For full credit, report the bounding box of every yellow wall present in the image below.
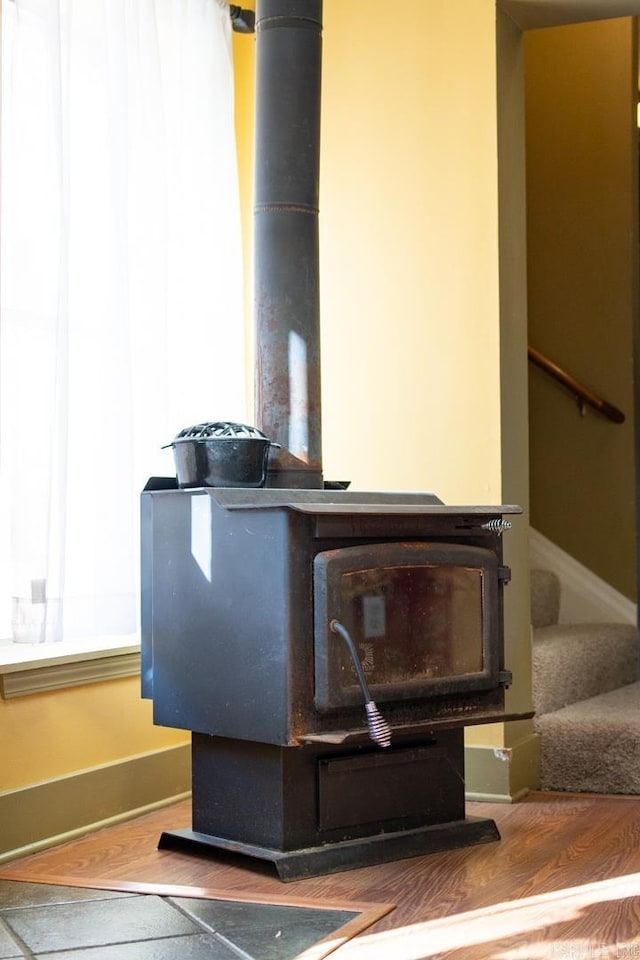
[525,18,638,601]
[232,25,256,415]
[235,2,508,502]
[0,679,187,794]
[319,1,503,501]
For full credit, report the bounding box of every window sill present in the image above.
[0,636,140,699]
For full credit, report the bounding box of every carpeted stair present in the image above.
[531,568,640,794]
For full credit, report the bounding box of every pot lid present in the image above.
[173,421,269,441]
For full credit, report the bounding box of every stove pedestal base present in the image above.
[162,729,499,880]
[159,816,500,882]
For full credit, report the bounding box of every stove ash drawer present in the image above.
[317,742,464,832]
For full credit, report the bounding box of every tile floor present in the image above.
[0,880,358,959]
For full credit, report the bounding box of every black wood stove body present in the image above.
[141,0,527,882]
[141,483,522,880]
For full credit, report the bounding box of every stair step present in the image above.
[535,682,640,794]
[533,622,639,716]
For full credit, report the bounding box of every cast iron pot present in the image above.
[164,422,276,489]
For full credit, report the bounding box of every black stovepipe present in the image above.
[253,0,323,475]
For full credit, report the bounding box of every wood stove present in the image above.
[141,484,524,879]
[140,0,529,881]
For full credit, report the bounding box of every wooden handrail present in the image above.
[527,345,625,424]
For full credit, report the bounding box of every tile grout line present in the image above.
[166,896,257,960]
[211,928,258,960]
[0,913,35,959]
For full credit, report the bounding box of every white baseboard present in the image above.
[530,529,637,625]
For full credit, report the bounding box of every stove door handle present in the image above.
[329,619,391,748]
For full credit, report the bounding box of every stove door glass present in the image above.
[341,563,483,685]
[314,542,498,710]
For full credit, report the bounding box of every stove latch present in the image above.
[481,519,512,534]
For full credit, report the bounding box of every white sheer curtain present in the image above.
[0,0,246,643]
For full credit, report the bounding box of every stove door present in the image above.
[313,541,500,711]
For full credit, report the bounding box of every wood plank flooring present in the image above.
[2,792,640,959]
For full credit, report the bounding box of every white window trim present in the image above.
[0,636,140,699]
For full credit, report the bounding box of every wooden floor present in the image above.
[2,792,640,959]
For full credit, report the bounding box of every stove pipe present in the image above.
[253,0,323,487]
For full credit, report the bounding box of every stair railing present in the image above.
[527,345,625,424]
